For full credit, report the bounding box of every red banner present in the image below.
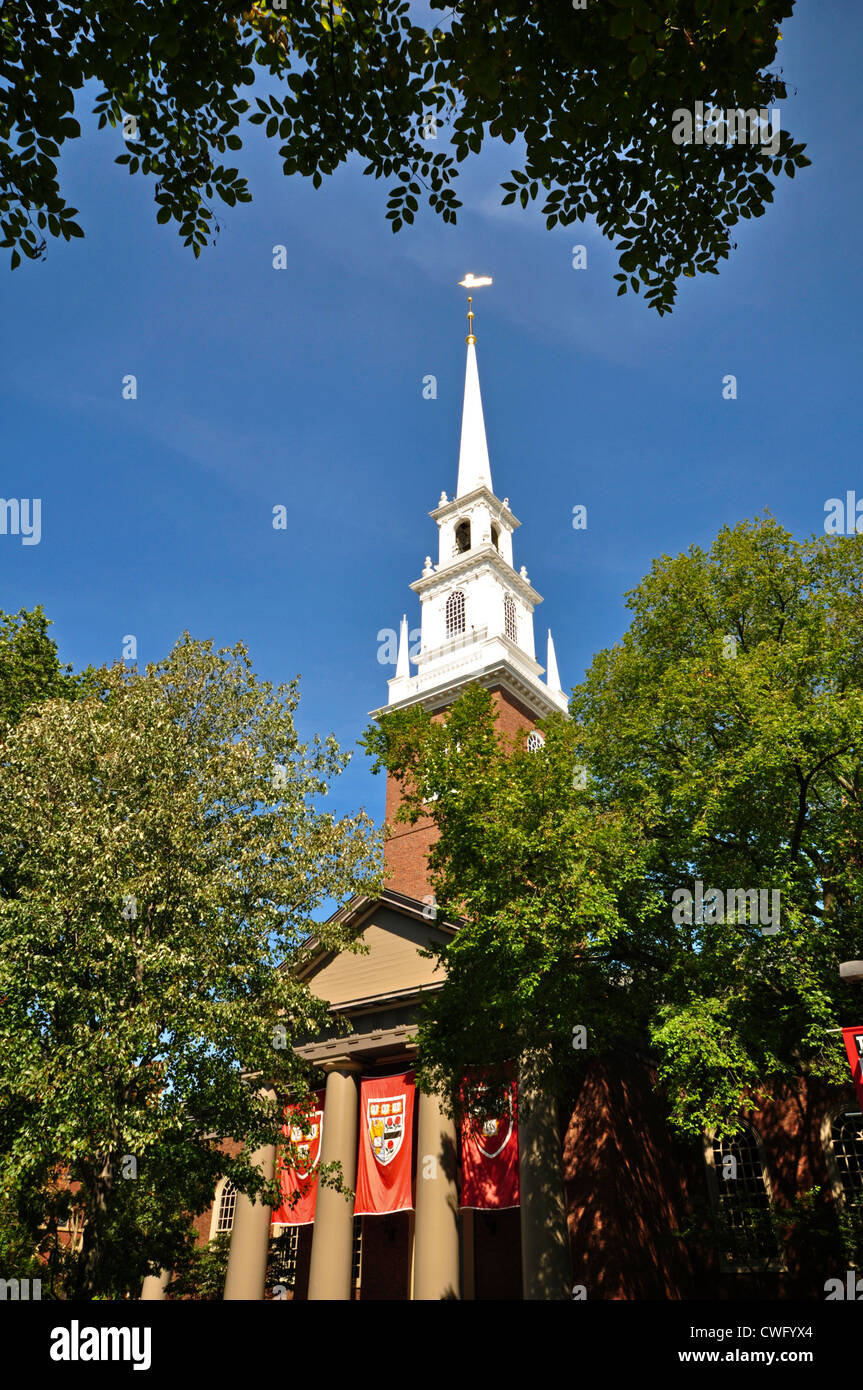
[354,1071,415,1215]
[842,1026,863,1111]
[272,1090,325,1226]
[459,1075,519,1210]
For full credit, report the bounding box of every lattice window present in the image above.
[826,1111,863,1255]
[446,590,465,637]
[706,1125,779,1270]
[352,1215,363,1289]
[526,730,545,752]
[830,1114,863,1195]
[269,1225,299,1288]
[504,594,517,643]
[215,1182,237,1234]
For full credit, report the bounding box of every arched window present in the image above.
[491,524,500,551]
[211,1179,237,1237]
[703,1123,781,1271]
[527,730,545,753]
[822,1106,863,1252]
[455,520,471,554]
[504,594,517,643]
[446,590,466,637]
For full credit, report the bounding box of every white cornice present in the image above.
[411,546,541,604]
[430,485,520,529]
[372,656,569,722]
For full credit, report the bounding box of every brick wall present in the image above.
[562,1059,853,1299]
[563,1059,702,1299]
[382,685,541,900]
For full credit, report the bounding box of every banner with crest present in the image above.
[459,1073,519,1209]
[841,1025,863,1111]
[272,1089,326,1226]
[354,1071,415,1215]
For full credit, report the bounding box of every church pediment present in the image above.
[297,895,454,1011]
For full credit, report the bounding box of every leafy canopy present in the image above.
[0,604,95,729]
[1,1,808,309]
[363,516,863,1135]
[0,632,382,1297]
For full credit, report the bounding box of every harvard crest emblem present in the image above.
[367,1093,406,1166]
[287,1108,323,1180]
[470,1085,514,1160]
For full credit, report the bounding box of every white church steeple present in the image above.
[378,283,568,721]
[457,336,493,498]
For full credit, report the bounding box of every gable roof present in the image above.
[292,890,457,1012]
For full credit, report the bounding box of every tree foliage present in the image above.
[0,632,381,1297]
[363,516,863,1135]
[1,1,808,308]
[0,605,93,730]
[167,1232,232,1300]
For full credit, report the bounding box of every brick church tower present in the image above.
[373,284,568,901]
[196,287,862,1304]
[205,286,575,1303]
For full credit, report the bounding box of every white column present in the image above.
[223,1089,278,1301]
[140,1269,171,1300]
[413,1086,460,1299]
[307,1064,360,1300]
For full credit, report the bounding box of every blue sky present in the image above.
[1,4,860,887]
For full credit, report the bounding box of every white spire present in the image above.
[456,337,493,498]
[373,293,570,724]
[395,614,410,680]
[546,629,562,694]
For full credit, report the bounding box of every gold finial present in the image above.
[458,273,493,344]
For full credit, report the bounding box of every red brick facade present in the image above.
[562,1059,855,1299]
[383,685,540,899]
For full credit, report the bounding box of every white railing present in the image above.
[417,625,488,666]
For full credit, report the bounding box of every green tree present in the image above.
[363,516,863,1137]
[0,606,100,922]
[0,634,381,1298]
[167,1233,232,1300]
[1,1,808,310]
[0,1193,50,1290]
[0,605,93,730]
